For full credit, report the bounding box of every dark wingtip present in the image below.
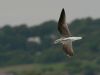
[58,8,66,23]
[61,8,65,16]
[62,8,65,12]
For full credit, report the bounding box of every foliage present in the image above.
[0,18,100,74]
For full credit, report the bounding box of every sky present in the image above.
[0,0,100,27]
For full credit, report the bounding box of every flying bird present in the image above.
[54,8,82,57]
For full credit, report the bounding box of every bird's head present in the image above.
[54,38,63,44]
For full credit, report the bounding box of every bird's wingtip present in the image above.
[61,8,65,13]
[62,8,64,10]
[58,8,66,22]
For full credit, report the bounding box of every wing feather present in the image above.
[58,8,71,37]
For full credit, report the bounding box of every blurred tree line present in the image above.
[0,17,100,68]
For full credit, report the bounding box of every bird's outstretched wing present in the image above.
[62,40,74,56]
[58,8,71,37]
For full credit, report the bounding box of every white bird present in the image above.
[54,8,82,57]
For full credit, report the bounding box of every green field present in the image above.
[0,63,68,75]
[0,62,99,75]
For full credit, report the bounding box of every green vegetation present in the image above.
[0,17,100,74]
[0,62,99,75]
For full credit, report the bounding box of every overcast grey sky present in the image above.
[0,0,100,27]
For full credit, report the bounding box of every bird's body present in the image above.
[55,8,82,57]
